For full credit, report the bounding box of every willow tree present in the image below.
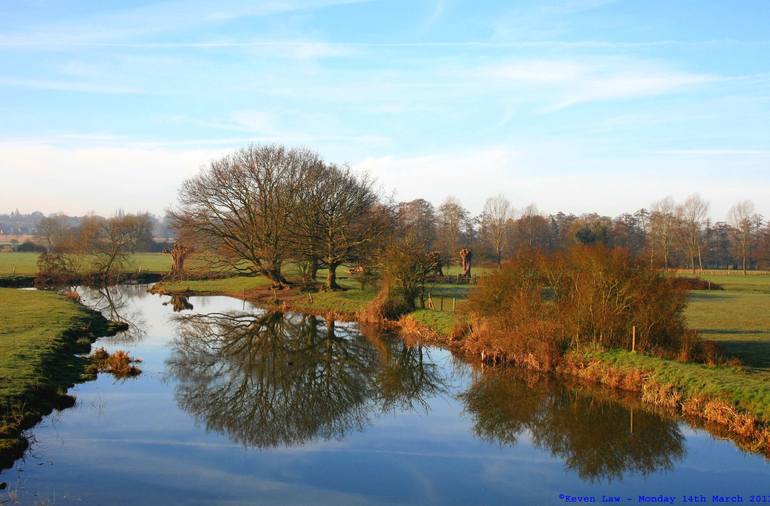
[171,145,320,288]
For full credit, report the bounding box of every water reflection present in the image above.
[78,284,148,343]
[163,295,194,312]
[460,369,686,482]
[166,311,448,448]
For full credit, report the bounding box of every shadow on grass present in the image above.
[717,341,770,370]
[687,292,734,302]
[700,329,770,335]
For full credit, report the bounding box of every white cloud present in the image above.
[0,76,145,94]
[476,59,715,112]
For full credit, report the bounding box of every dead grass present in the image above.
[89,347,142,378]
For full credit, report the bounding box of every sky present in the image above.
[1,0,769,220]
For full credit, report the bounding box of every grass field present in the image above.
[686,273,770,370]
[0,251,173,278]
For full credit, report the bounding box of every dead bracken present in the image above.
[89,347,142,378]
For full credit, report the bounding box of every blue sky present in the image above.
[1,0,769,218]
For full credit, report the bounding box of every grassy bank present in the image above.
[560,349,770,453]
[0,288,124,467]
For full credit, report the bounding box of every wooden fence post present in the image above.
[440,297,444,311]
[631,325,636,353]
[452,298,456,313]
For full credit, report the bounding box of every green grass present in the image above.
[410,309,458,336]
[0,252,173,278]
[155,276,273,295]
[584,349,770,423]
[686,273,770,370]
[0,289,93,399]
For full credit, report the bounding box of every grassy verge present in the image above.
[0,288,125,467]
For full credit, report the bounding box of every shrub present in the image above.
[463,245,690,368]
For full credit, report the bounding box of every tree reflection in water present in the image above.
[166,311,447,448]
[460,369,686,482]
[79,284,147,343]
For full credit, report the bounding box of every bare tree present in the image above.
[480,195,513,266]
[396,199,437,250]
[649,197,677,270]
[35,214,71,253]
[677,194,709,273]
[728,200,761,275]
[172,145,319,288]
[292,164,388,290]
[90,215,146,281]
[436,197,469,265]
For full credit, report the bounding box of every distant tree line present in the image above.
[395,194,770,274]
[0,211,173,253]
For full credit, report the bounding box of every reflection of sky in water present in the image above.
[1,289,770,505]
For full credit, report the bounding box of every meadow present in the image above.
[686,273,770,371]
[0,252,173,278]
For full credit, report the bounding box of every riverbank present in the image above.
[0,288,127,468]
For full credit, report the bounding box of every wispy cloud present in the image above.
[477,58,715,112]
[0,0,371,48]
[656,149,770,157]
[0,76,145,94]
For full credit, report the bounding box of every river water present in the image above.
[1,285,770,505]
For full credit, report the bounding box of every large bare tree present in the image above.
[292,164,388,290]
[172,145,320,288]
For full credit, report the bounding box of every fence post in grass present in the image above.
[452,297,456,313]
[440,297,444,311]
[631,325,636,353]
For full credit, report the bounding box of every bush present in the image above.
[463,246,690,368]
[16,241,45,253]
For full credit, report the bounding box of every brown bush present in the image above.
[463,245,689,369]
[90,347,142,378]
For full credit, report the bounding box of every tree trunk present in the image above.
[326,263,341,290]
[459,248,473,278]
[266,261,290,289]
[310,258,319,282]
[697,243,703,272]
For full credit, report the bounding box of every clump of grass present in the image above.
[89,347,142,378]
